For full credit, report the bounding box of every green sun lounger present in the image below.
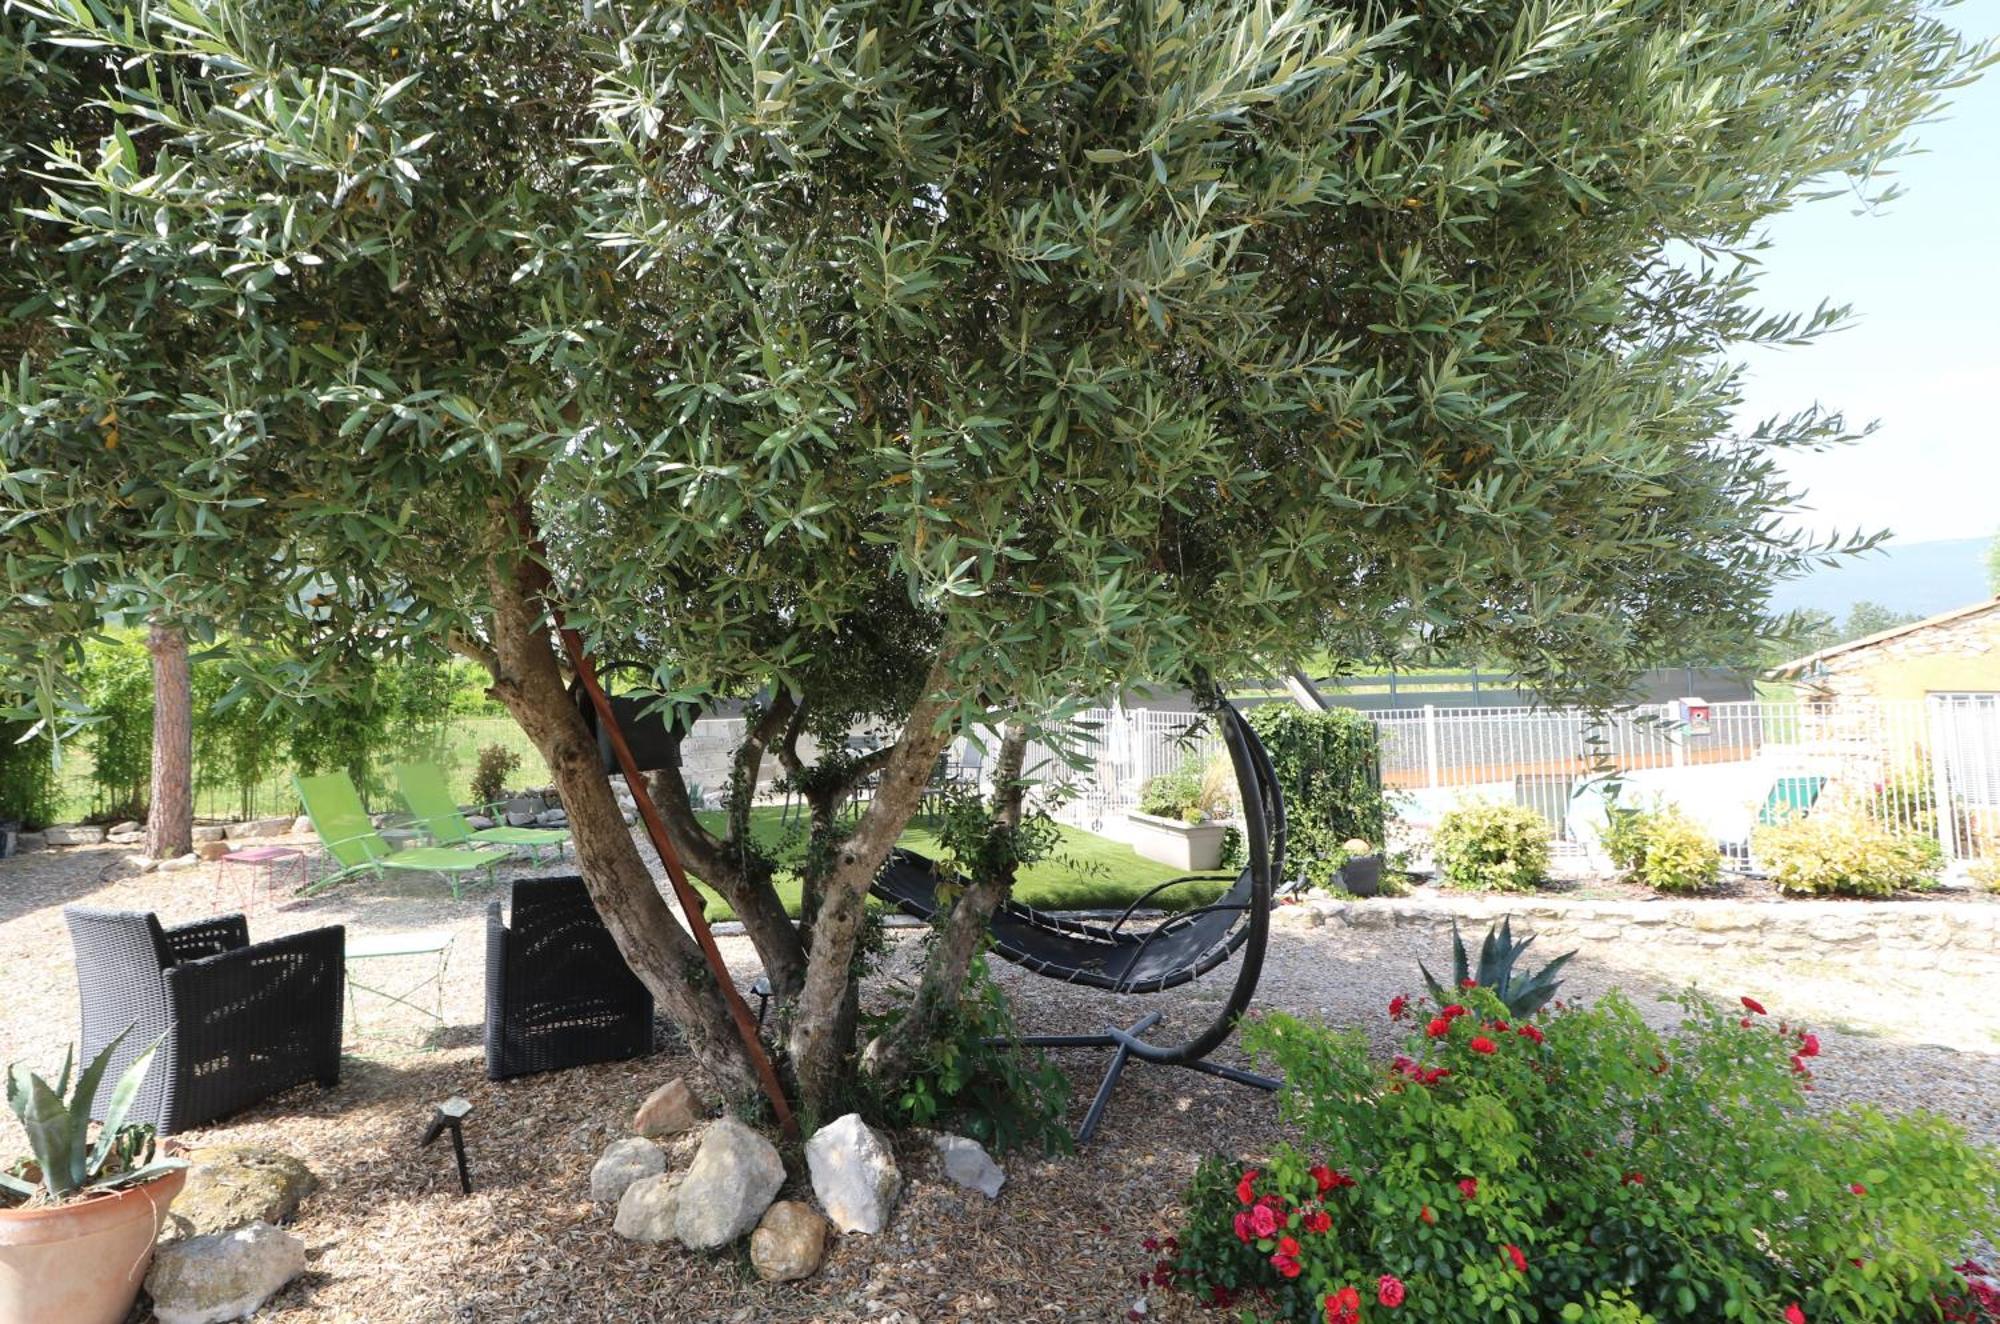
[393,762,571,863]
[294,772,509,898]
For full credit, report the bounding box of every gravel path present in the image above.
[0,842,1994,1322]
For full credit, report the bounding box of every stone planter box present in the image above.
[1126,811,1229,871]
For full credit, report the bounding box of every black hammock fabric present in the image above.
[871,848,1258,995]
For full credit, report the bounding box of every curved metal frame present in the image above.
[983,694,1293,1139]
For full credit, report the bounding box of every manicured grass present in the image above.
[682,805,1230,921]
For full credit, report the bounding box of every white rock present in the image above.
[589,1137,665,1204]
[192,825,229,843]
[158,852,203,872]
[291,815,313,836]
[44,824,106,846]
[933,1133,1005,1199]
[806,1113,902,1234]
[613,1173,684,1243]
[146,1221,306,1324]
[227,816,293,840]
[465,813,495,830]
[109,819,142,835]
[674,1117,785,1250]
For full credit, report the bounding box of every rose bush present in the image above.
[1160,989,1999,1322]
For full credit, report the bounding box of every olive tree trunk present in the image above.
[786,661,958,1119]
[478,547,762,1108]
[144,621,193,860]
[860,722,1029,1089]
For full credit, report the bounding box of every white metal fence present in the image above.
[989,698,2000,864]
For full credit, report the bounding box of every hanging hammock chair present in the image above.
[871,695,1298,1142]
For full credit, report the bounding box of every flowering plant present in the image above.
[1160,988,1999,1322]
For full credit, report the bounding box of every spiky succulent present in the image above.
[1420,918,1575,1020]
[1,1025,183,1206]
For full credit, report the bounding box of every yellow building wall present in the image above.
[1848,652,2000,704]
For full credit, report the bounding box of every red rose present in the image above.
[1237,1168,1260,1205]
[1419,1204,1435,1224]
[1469,1036,1498,1054]
[1233,1211,1254,1243]
[1305,1209,1333,1234]
[1518,1024,1544,1044]
[1389,995,1408,1018]
[1250,1203,1280,1239]
[1799,1032,1820,1058]
[1740,1018,1753,1028]
[1459,1178,1479,1200]
[1422,1067,1450,1085]
[1741,996,1768,1015]
[1274,1254,1303,1279]
[1378,1273,1406,1307]
[1785,1304,1807,1324]
[1460,978,1478,989]
[1624,1172,1645,1186]
[1427,1017,1452,1038]
[1850,1182,1867,1196]
[1442,1003,1469,1020]
[1503,1242,1528,1272]
[1325,1285,1363,1324]
[1277,1236,1302,1257]
[1311,1163,1336,1193]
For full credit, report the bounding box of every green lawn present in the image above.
[682,805,1228,921]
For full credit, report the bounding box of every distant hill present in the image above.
[1769,536,1993,619]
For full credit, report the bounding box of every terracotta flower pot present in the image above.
[0,1167,186,1324]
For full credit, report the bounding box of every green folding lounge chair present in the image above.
[294,772,509,899]
[1756,774,1827,826]
[394,762,571,864]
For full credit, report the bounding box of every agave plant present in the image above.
[1420,917,1575,1019]
[0,1025,183,1206]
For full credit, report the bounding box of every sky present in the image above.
[1734,6,2000,549]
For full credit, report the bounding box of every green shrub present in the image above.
[1161,990,2000,1323]
[471,745,522,808]
[1606,804,1718,893]
[864,953,1070,1155]
[1246,705,1388,888]
[0,719,60,829]
[1433,802,1551,892]
[80,633,154,821]
[1138,759,1206,820]
[1755,814,1944,897]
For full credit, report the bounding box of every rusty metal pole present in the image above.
[554,621,798,1140]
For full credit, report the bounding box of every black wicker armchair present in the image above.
[63,907,345,1135]
[485,875,654,1080]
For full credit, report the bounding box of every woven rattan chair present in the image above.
[485,875,653,1080]
[64,907,345,1135]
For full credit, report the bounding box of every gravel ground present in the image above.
[1,841,1995,1323]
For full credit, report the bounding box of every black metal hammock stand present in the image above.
[870,698,1297,1143]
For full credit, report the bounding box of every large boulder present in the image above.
[750,1201,828,1283]
[589,1137,665,1204]
[632,1078,702,1139]
[192,825,229,843]
[44,824,106,846]
[933,1133,1005,1200]
[612,1173,684,1243]
[227,816,294,840]
[146,1222,306,1324]
[165,1146,319,1243]
[673,1117,785,1250]
[805,1114,902,1235]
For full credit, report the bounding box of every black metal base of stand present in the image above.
[1017,1011,1281,1145]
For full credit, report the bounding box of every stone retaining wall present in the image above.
[1280,891,2000,977]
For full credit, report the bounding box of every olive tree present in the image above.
[1,0,1985,1118]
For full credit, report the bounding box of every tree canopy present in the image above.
[2,0,1988,1114]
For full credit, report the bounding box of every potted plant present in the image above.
[1,1027,188,1324]
[1337,837,1385,896]
[1126,759,1233,871]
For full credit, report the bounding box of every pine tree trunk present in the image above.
[145,621,193,860]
